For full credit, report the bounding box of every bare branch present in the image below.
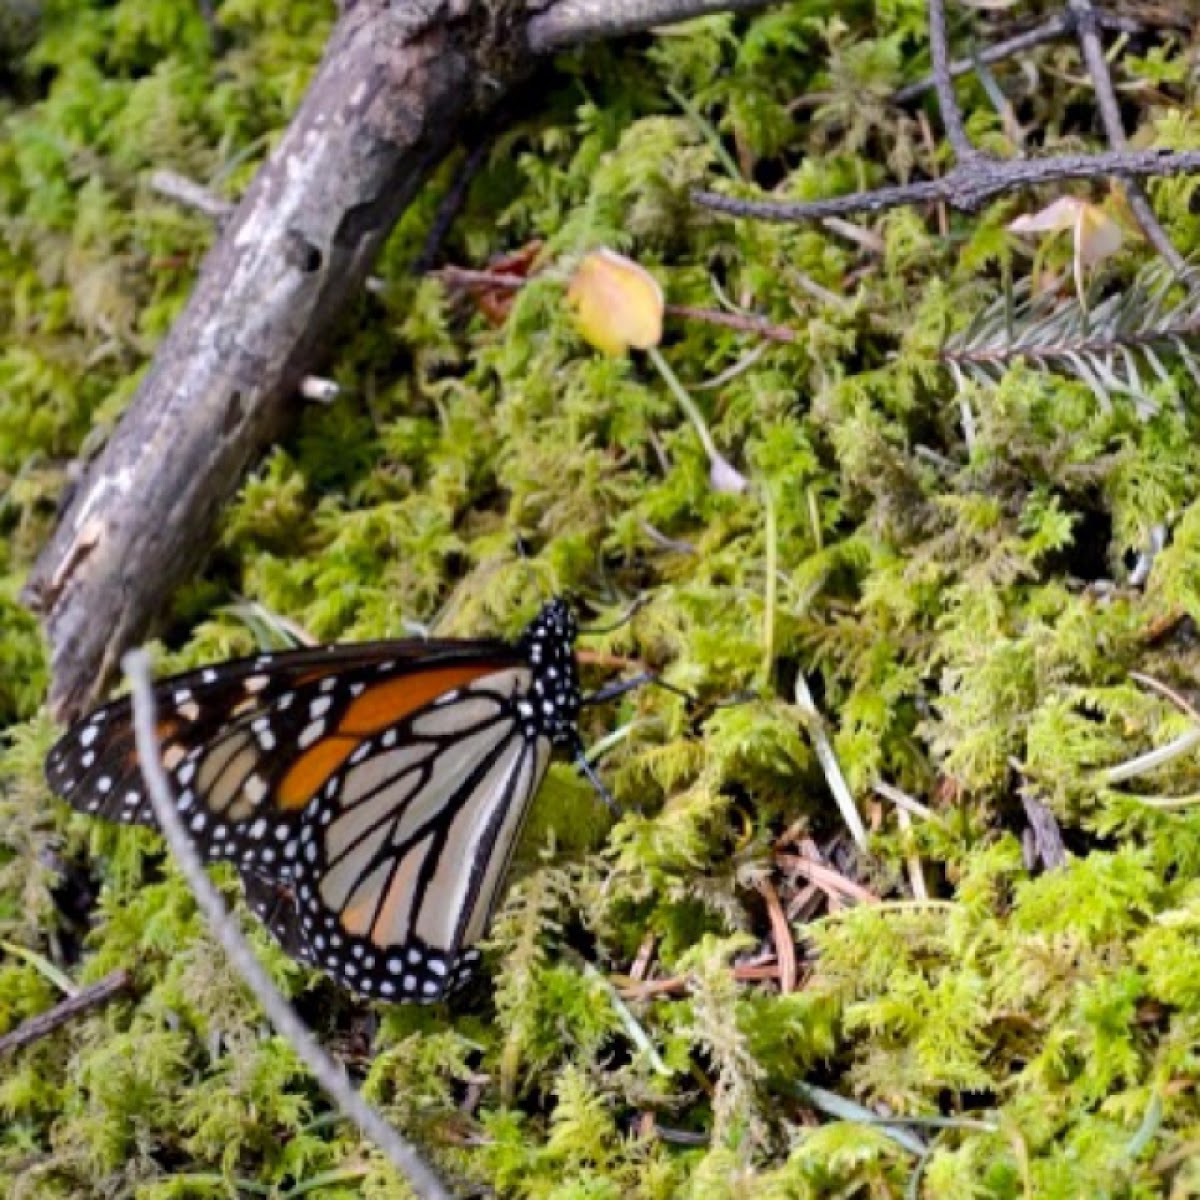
[891,10,1142,104]
[927,0,975,161]
[526,0,777,54]
[0,969,132,1057]
[148,169,234,221]
[693,147,1200,223]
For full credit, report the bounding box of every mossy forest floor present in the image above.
[4,2,1200,1196]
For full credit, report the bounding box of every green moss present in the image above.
[4,2,1200,1196]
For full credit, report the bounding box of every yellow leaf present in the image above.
[567,249,664,356]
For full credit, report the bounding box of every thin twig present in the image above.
[872,780,936,823]
[0,969,132,1056]
[775,853,879,904]
[895,808,929,901]
[664,303,799,343]
[1129,670,1200,726]
[692,147,1200,224]
[617,959,784,1000]
[148,169,234,220]
[430,266,801,342]
[757,878,797,994]
[1067,0,1184,271]
[411,134,494,273]
[891,11,1142,104]
[927,0,975,161]
[122,649,451,1200]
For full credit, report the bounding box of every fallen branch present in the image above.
[24,0,787,722]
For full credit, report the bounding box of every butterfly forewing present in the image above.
[45,599,583,1002]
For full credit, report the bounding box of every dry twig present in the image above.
[695,0,1197,232]
[0,969,132,1057]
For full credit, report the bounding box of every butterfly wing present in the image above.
[288,665,552,999]
[45,636,517,827]
[46,638,557,1001]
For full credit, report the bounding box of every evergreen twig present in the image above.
[942,261,1200,412]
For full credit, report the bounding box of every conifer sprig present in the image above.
[943,261,1200,414]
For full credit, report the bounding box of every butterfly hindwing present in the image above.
[285,666,553,999]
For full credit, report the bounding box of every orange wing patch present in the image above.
[276,661,508,811]
[338,662,507,735]
[277,735,356,810]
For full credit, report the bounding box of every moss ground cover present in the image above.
[3,2,1200,1196]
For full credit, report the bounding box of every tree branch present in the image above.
[692,147,1200,223]
[891,10,1142,105]
[927,0,975,162]
[526,0,776,53]
[0,969,132,1057]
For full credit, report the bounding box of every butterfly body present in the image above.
[46,599,583,1001]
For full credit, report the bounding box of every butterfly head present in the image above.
[518,598,581,746]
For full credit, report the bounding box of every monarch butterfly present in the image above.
[45,598,604,1002]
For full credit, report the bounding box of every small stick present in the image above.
[148,169,234,220]
[758,878,797,994]
[430,266,801,343]
[663,303,799,344]
[872,780,936,822]
[617,960,784,1000]
[927,0,975,161]
[891,11,1144,104]
[692,148,1200,224]
[0,968,132,1056]
[775,853,880,905]
[895,808,929,901]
